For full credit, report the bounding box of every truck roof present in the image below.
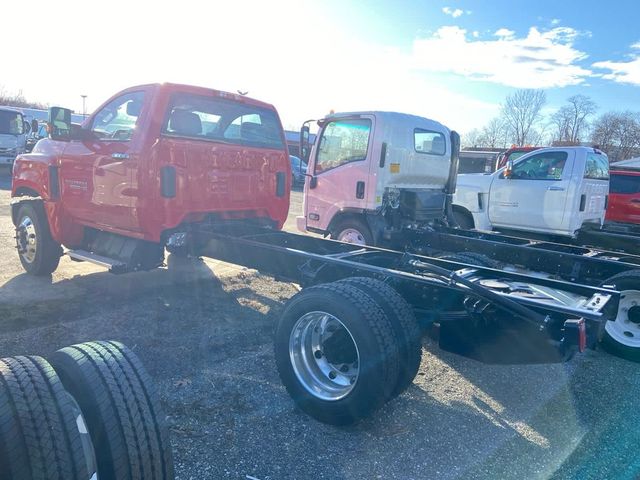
[322,111,451,134]
[0,106,24,114]
[131,82,279,111]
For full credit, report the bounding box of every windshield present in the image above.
[0,110,24,135]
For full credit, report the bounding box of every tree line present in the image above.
[0,86,48,110]
[463,89,640,162]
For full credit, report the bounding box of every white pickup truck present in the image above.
[452,146,610,237]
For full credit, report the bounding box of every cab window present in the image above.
[91,91,145,141]
[315,119,371,174]
[414,129,446,155]
[162,93,284,149]
[584,153,609,180]
[510,151,568,180]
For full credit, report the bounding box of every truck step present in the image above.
[67,250,129,274]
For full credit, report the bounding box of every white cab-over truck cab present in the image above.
[452,146,610,237]
[0,107,29,167]
[297,111,459,245]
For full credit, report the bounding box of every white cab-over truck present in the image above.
[0,106,29,167]
[296,111,458,244]
[452,147,610,237]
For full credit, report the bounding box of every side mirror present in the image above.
[48,106,73,141]
[309,176,318,189]
[299,122,311,163]
[23,121,31,134]
[31,119,39,134]
[504,159,514,179]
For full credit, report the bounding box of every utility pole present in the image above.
[81,95,87,117]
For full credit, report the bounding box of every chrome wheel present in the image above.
[606,290,640,349]
[289,311,360,401]
[16,215,37,264]
[338,228,367,245]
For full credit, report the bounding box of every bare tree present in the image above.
[0,85,48,110]
[591,111,640,161]
[501,89,547,145]
[481,117,507,148]
[462,128,483,149]
[551,95,597,143]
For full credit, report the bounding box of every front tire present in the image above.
[275,282,400,425]
[15,201,62,275]
[330,217,373,246]
[600,271,640,362]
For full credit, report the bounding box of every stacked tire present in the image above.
[0,341,174,480]
[275,277,422,425]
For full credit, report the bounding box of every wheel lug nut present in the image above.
[340,365,349,373]
[314,350,323,359]
[328,371,337,380]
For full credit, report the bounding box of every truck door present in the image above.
[58,90,147,231]
[488,150,573,233]
[574,152,609,229]
[304,116,374,233]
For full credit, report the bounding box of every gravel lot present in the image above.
[0,167,639,479]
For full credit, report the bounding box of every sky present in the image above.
[4,0,640,134]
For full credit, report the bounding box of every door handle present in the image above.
[111,153,129,159]
[631,199,640,204]
[547,186,565,191]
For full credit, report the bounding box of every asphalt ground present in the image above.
[0,167,638,480]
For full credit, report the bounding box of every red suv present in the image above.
[606,168,640,224]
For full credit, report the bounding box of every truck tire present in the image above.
[452,209,474,230]
[336,277,422,398]
[330,217,373,246]
[600,271,640,362]
[15,201,62,275]
[0,355,93,480]
[275,282,400,425]
[50,341,175,480]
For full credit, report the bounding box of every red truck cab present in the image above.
[606,168,640,225]
[11,83,290,274]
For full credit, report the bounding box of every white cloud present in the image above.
[410,26,592,88]
[0,0,498,133]
[442,6,464,18]
[494,28,515,38]
[472,31,480,38]
[551,18,561,25]
[593,43,640,85]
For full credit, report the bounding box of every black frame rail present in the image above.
[404,226,640,285]
[193,225,618,334]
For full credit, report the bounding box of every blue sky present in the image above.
[4,0,640,134]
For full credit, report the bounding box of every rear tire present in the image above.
[275,282,400,425]
[15,201,62,275]
[336,277,422,398]
[600,271,640,362]
[50,341,175,480]
[330,217,373,246]
[0,355,93,480]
